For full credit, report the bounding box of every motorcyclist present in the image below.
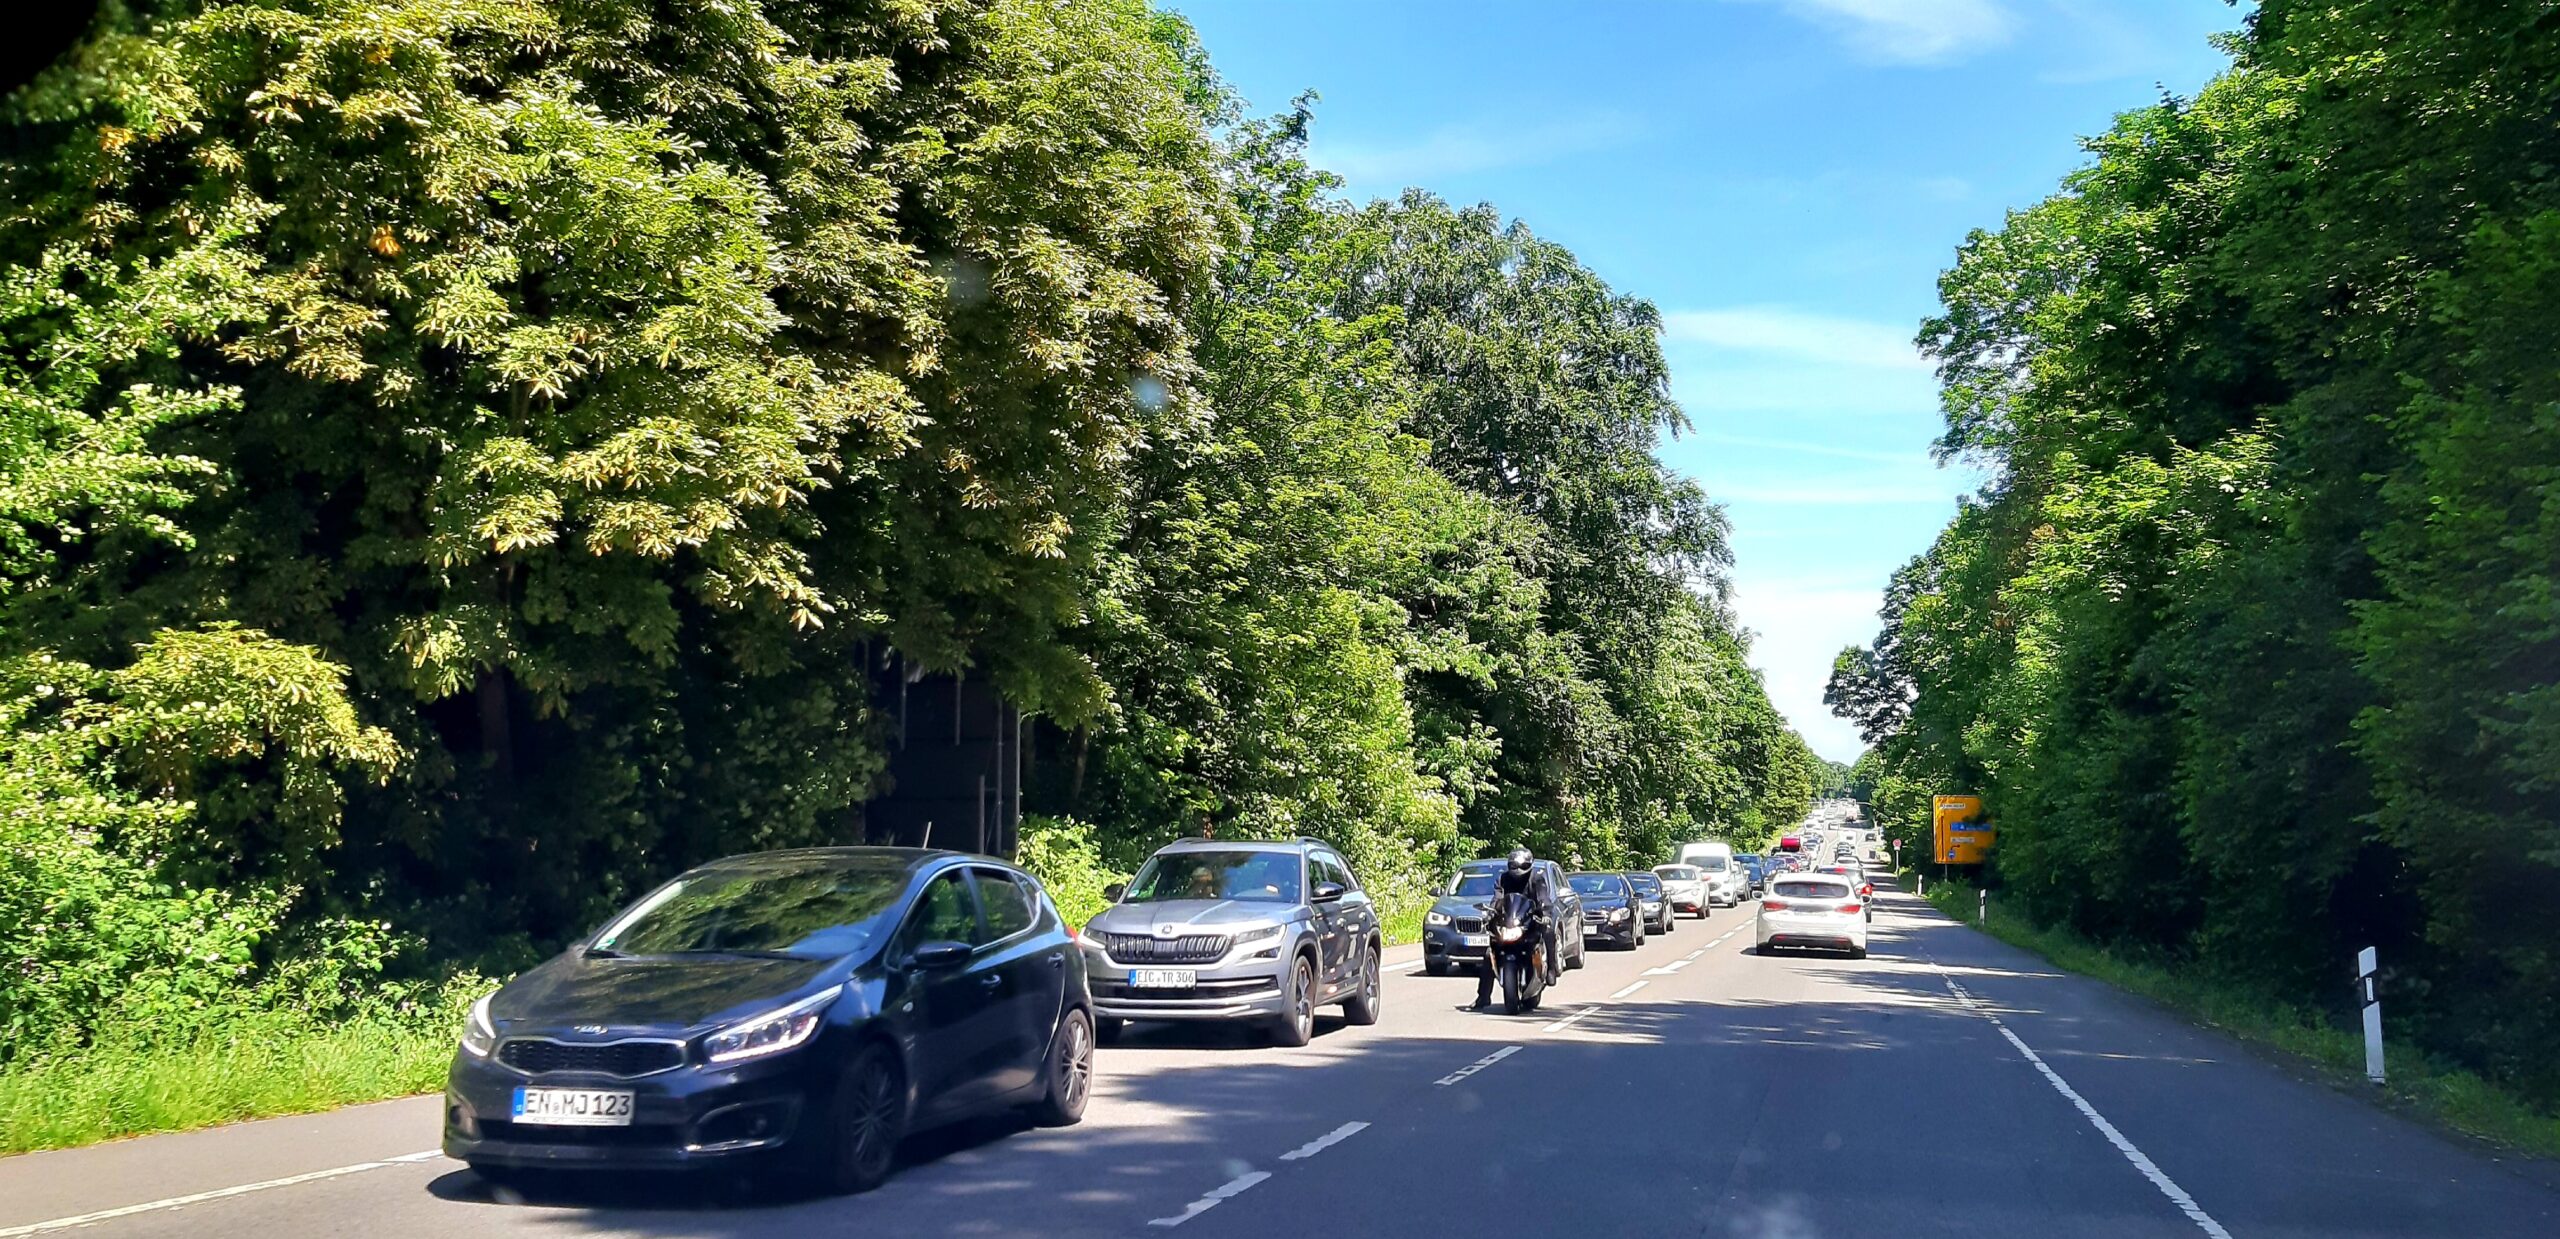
[1474,848,1561,1009]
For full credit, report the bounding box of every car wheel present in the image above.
[1424,957,1450,978]
[1849,946,1869,961]
[1567,928,1587,970]
[822,1045,905,1195]
[1342,948,1382,1026]
[1027,1008,1095,1127]
[1632,921,1644,948]
[1271,957,1316,1047]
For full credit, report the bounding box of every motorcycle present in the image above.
[1485,891,1549,1014]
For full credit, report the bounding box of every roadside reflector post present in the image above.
[1916,873,1924,897]
[1977,889,1986,925]
[2357,947,2384,1085]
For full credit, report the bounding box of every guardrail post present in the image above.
[2357,947,2385,1085]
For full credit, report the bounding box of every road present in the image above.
[4,878,2554,1239]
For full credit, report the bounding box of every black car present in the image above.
[1622,870,1675,934]
[1422,857,1589,976]
[1569,872,1644,948]
[443,848,1095,1195]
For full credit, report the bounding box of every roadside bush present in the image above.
[1016,816,1128,929]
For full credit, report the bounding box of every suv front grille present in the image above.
[1450,916,1483,934]
[1101,932,1232,964]
[497,1038,684,1078]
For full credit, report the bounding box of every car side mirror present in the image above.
[1102,882,1126,902]
[1312,881,1346,903]
[909,940,972,970]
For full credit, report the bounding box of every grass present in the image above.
[1907,871,2560,1162]
[0,1008,463,1156]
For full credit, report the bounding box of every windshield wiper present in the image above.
[667,948,807,960]
[582,945,629,959]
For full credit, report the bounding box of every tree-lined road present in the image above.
[4,879,2551,1239]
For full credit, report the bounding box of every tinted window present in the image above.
[1627,873,1663,895]
[1124,850,1302,903]
[1314,854,1354,892]
[1772,880,1851,900]
[593,853,912,958]
[1568,873,1627,896]
[974,868,1038,939]
[1654,866,1698,880]
[899,869,986,950]
[1451,870,1499,896]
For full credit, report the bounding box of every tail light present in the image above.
[1761,899,1789,911]
[1860,884,1873,897]
[1838,903,1862,915]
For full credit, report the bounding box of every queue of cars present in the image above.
[441,825,1873,1197]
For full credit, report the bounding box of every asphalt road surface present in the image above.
[6,878,2555,1239]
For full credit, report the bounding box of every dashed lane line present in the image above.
[1938,974,2235,1239]
[1276,1121,1368,1161]
[1433,1044,1523,1086]
[1148,1171,1272,1228]
[1540,1006,1602,1034]
[0,1152,448,1238]
[1608,980,1649,999]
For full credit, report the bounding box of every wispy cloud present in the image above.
[1731,0,2018,65]
[1664,306,1933,372]
[1312,113,1638,186]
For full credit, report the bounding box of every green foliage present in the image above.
[1013,815,1126,930]
[1847,0,2560,1107]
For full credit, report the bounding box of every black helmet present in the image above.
[1506,847,1534,874]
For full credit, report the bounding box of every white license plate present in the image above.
[1460,934,1488,948]
[1127,968,1197,989]
[512,1087,635,1127]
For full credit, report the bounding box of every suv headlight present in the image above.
[460,994,498,1058]
[1425,911,1451,927]
[704,986,842,1064]
[1232,924,1283,945]
[1608,907,1630,921]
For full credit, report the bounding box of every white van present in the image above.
[1676,841,1745,907]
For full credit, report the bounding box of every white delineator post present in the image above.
[1978,889,1987,925]
[2357,946,2385,1085]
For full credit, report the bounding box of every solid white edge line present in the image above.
[1148,1170,1273,1228]
[1277,1120,1369,1161]
[0,1150,441,1239]
[1608,980,1648,999]
[1939,976,2235,1239]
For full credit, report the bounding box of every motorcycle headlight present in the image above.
[1609,907,1630,921]
[1495,925,1525,943]
[704,986,842,1064]
[1425,911,1452,927]
[460,993,498,1058]
[1232,924,1283,945]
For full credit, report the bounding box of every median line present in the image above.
[0,1151,445,1238]
[1276,1120,1368,1161]
[1148,1170,1272,1228]
[1433,1044,1523,1086]
[1609,980,1649,999]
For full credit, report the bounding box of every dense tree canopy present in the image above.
[0,0,1815,1063]
[1836,0,2560,1105]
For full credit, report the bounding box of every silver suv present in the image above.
[1078,838,1382,1047]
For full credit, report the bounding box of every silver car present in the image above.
[1078,838,1382,1047]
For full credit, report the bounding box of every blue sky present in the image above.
[1174,0,2245,762]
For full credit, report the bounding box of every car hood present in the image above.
[1087,900,1299,934]
[1580,893,1630,909]
[492,952,843,1034]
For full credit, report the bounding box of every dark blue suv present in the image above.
[1419,857,1587,976]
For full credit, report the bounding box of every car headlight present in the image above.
[460,993,498,1058]
[704,986,842,1064]
[1232,924,1284,944]
[1425,911,1451,927]
[1608,907,1630,921]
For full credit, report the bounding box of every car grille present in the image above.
[1099,932,1231,964]
[1093,976,1278,1001]
[477,1119,669,1148]
[497,1038,685,1078]
[1449,916,1483,934]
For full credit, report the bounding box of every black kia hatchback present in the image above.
[442,848,1095,1194]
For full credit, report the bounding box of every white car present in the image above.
[1651,865,1712,918]
[1693,854,1747,907]
[1755,873,1868,959]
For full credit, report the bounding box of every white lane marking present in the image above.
[0,1151,443,1238]
[1642,959,1692,976]
[1940,976,2235,1239]
[1609,980,1649,999]
[1277,1120,1368,1161]
[1683,948,1706,961]
[1540,1006,1602,1034]
[1434,1044,1523,1086]
[1148,1170,1272,1228]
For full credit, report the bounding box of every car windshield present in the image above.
[1697,857,1728,871]
[1568,874,1626,896]
[1450,870,1501,897]
[591,855,911,958]
[1627,875,1662,894]
[1737,855,1760,865]
[1123,850,1302,903]
[1654,866,1697,880]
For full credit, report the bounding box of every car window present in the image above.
[1567,873,1625,896]
[1314,853,1354,892]
[972,868,1038,940]
[1450,870,1499,896]
[1123,849,1303,903]
[591,853,912,958]
[897,869,986,953]
[1771,879,1851,900]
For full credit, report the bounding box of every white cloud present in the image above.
[1312,113,1637,186]
[1664,306,1934,373]
[1732,0,2018,65]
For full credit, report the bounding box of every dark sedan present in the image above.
[1569,872,1644,948]
[443,848,1095,1195]
[1623,870,1675,934]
